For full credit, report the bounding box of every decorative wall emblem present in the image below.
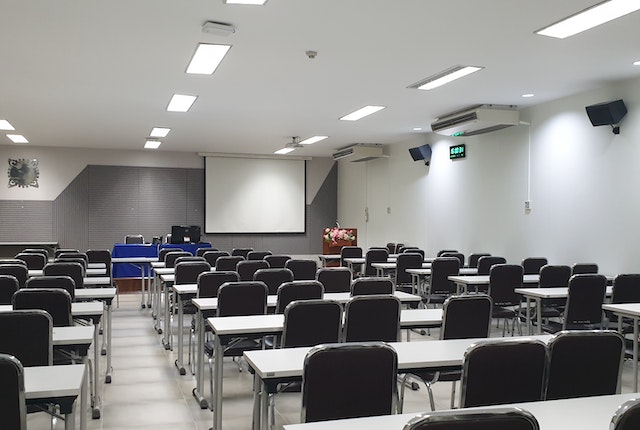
[8,158,39,188]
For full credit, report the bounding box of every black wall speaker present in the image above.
[585,99,627,130]
[409,144,432,165]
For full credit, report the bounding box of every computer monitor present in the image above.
[170,225,201,244]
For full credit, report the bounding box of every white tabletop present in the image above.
[112,257,158,264]
[407,267,477,276]
[25,364,86,400]
[52,325,95,346]
[602,302,640,317]
[81,276,112,286]
[516,286,614,299]
[0,301,103,318]
[449,274,540,285]
[282,392,640,430]
[151,261,166,268]
[75,287,117,301]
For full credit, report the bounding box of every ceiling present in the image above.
[1,0,639,158]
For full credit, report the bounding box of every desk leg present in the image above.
[175,297,186,375]
[91,319,102,419]
[162,283,171,350]
[525,297,532,335]
[213,335,224,430]
[146,266,152,308]
[153,273,162,334]
[192,309,209,409]
[105,301,113,383]
[634,317,639,391]
[260,379,269,430]
[252,373,260,430]
[80,358,88,430]
[535,298,542,335]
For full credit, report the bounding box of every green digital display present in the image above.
[450,144,466,159]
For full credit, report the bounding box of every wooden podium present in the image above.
[322,228,357,256]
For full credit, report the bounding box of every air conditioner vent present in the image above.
[332,144,384,162]
[431,104,519,136]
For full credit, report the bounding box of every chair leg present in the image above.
[425,382,436,411]
[450,381,457,409]
[398,374,408,413]
[208,356,214,410]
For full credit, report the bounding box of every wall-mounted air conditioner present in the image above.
[431,104,519,136]
[332,144,384,162]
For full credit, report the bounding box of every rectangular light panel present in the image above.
[274,147,295,154]
[167,94,197,112]
[145,140,161,149]
[410,66,484,91]
[7,134,28,143]
[186,44,231,75]
[0,120,15,130]
[150,127,171,138]
[224,0,268,4]
[340,105,385,121]
[299,135,328,145]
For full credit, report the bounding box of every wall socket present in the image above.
[524,200,532,211]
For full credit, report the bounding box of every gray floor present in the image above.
[27,292,639,430]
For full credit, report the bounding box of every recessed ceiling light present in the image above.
[633,60,640,66]
[150,127,171,138]
[409,65,484,91]
[522,93,535,98]
[274,147,295,155]
[186,44,231,75]
[167,94,197,112]
[7,134,28,143]
[0,120,15,130]
[224,0,268,4]
[299,136,328,145]
[145,140,161,149]
[340,105,386,121]
[535,0,640,39]
[413,127,423,131]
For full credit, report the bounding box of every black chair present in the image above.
[607,274,640,330]
[13,288,74,327]
[275,281,324,313]
[196,246,217,257]
[215,256,245,272]
[164,251,192,268]
[395,252,424,293]
[477,256,507,275]
[545,330,624,400]
[437,249,458,257]
[202,250,230,267]
[0,259,28,267]
[403,407,540,430]
[350,276,394,296]
[542,274,607,333]
[237,260,269,281]
[197,271,240,299]
[488,264,524,336]
[301,342,397,423]
[422,257,460,306]
[0,309,53,367]
[25,275,76,300]
[0,264,28,287]
[362,248,388,276]
[521,257,548,275]
[231,248,253,258]
[56,252,89,268]
[440,252,465,268]
[263,255,291,268]
[43,261,84,289]
[54,249,79,259]
[386,242,398,254]
[254,268,294,296]
[285,259,317,280]
[611,398,640,430]
[399,294,493,411]
[460,338,547,408]
[174,256,206,266]
[15,252,47,270]
[157,248,173,264]
[0,274,19,305]
[86,249,112,278]
[175,261,211,285]
[316,267,352,293]
[0,353,27,430]
[343,295,401,342]
[572,262,598,275]
[22,248,50,259]
[340,246,362,268]
[124,234,144,244]
[468,252,491,268]
[247,251,272,261]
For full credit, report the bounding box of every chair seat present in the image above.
[541,320,602,333]
[204,338,262,358]
[492,306,518,319]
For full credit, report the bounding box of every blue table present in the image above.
[112,244,159,278]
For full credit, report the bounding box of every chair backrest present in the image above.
[237,260,269,281]
[282,300,343,348]
[563,274,607,329]
[55,256,87,271]
[0,310,53,366]
[437,249,458,257]
[86,249,112,277]
[0,275,19,305]
[231,248,254,258]
[43,261,84,289]
[15,252,47,270]
[25,275,76,300]
[440,252,465,268]
[174,256,206,265]
[0,264,28,287]
[253,268,294,295]
[611,398,640,430]
[164,251,192,268]
[285,259,318,280]
[157,247,174,263]
[572,262,598,275]
[13,288,74,327]
[429,257,460,295]
[441,294,493,340]
[343,295,401,342]
[196,246,217,257]
[197,271,240,298]
[174,261,211,285]
[350,277,394,296]
[538,264,571,288]
[215,255,245,272]
[316,267,352,293]
[460,338,547,408]
[477,256,507,275]
[54,249,79,258]
[0,353,27,430]
[124,234,144,244]
[301,342,397,423]
[386,242,398,254]
[488,264,523,307]
[545,330,624,400]
[521,257,548,275]
[247,250,272,260]
[57,252,88,265]
[403,407,540,430]
[611,274,640,304]
[22,248,49,259]
[276,280,324,313]
[202,250,230,267]
[468,252,491,268]
[340,246,362,267]
[395,252,424,286]
[217,281,268,317]
[263,254,291,268]
[363,248,389,276]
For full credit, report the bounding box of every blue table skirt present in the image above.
[112,242,213,278]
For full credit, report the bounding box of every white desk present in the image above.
[317,254,341,267]
[448,274,540,294]
[372,262,432,277]
[112,256,158,309]
[407,268,477,295]
[282,392,640,430]
[28,268,107,277]
[602,302,640,391]
[246,334,553,430]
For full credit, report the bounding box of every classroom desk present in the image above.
[317,254,341,267]
[406,268,478,295]
[26,364,87,430]
[282,392,640,430]
[602,302,640,391]
[28,268,107,277]
[245,334,553,430]
[515,286,614,336]
[448,274,540,294]
[372,262,432,277]
[112,255,158,309]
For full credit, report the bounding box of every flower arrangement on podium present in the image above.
[324,227,356,246]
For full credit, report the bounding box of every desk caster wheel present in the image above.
[411,382,420,391]
[92,407,101,419]
[101,348,107,356]
[105,375,112,384]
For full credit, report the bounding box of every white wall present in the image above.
[338,75,640,275]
